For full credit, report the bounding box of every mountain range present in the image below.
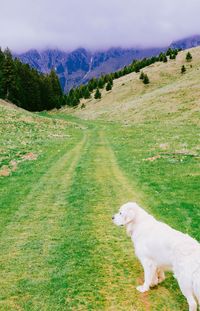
[15,35,200,93]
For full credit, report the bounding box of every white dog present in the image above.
[112,202,200,311]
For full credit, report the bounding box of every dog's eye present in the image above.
[120,212,122,215]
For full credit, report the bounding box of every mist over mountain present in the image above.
[15,35,200,93]
[170,34,200,50]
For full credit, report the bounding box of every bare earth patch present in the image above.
[0,153,39,177]
[0,165,10,177]
[159,143,169,150]
[10,160,18,171]
[21,152,38,161]
[145,155,161,162]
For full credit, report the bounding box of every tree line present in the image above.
[0,48,63,111]
[62,47,181,107]
[0,47,181,111]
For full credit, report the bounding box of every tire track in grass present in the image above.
[0,134,87,311]
[91,130,150,311]
[46,132,109,311]
[48,128,147,311]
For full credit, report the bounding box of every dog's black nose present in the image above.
[112,216,114,220]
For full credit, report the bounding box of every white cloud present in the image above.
[0,0,200,52]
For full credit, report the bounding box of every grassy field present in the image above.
[0,47,200,310]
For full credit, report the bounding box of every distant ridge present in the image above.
[15,47,165,92]
[15,35,200,93]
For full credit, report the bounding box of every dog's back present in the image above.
[113,202,200,310]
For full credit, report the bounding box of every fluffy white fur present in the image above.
[112,202,200,311]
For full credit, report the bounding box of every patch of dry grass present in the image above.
[0,100,81,174]
[70,47,200,125]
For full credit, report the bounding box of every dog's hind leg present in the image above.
[151,272,159,287]
[150,268,165,287]
[137,259,157,293]
[178,281,197,311]
[157,268,165,284]
[185,294,197,311]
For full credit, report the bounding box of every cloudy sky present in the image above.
[0,0,200,52]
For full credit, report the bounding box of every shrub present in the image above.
[163,55,168,62]
[186,52,192,62]
[106,81,112,91]
[181,65,186,74]
[143,74,150,84]
[94,88,101,99]
[139,71,145,80]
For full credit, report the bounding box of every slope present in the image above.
[0,104,190,309]
[1,42,200,310]
[71,46,200,125]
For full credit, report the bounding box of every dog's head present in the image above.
[112,202,139,227]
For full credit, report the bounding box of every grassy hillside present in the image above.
[70,46,200,124]
[0,99,84,235]
[0,47,200,310]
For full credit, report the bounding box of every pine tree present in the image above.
[170,53,176,60]
[94,88,101,99]
[106,81,112,91]
[83,87,91,99]
[98,77,105,89]
[78,85,85,99]
[88,78,97,91]
[49,69,62,97]
[181,65,186,74]
[103,75,109,83]
[186,52,192,62]
[123,66,128,75]
[2,48,18,102]
[0,48,64,111]
[134,62,141,72]
[163,55,168,62]
[67,91,79,107]
[114,72,119,79]
[0,48,5,98]
[73,88,81,105]
[166,48,173,56]
[159,53,164,62]
[174,49,178,56]
[143,74,150,84]
[72,94,80,106]
[109,78,113,86]
[41,74,55,110]
[139,71,144,80]
[150,56,158,63]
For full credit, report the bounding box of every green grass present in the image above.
[0,46,200,310]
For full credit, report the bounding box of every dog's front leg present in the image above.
[137,259,157,293]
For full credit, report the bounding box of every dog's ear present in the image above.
[125,208,135,225]
[125,209,135,236]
